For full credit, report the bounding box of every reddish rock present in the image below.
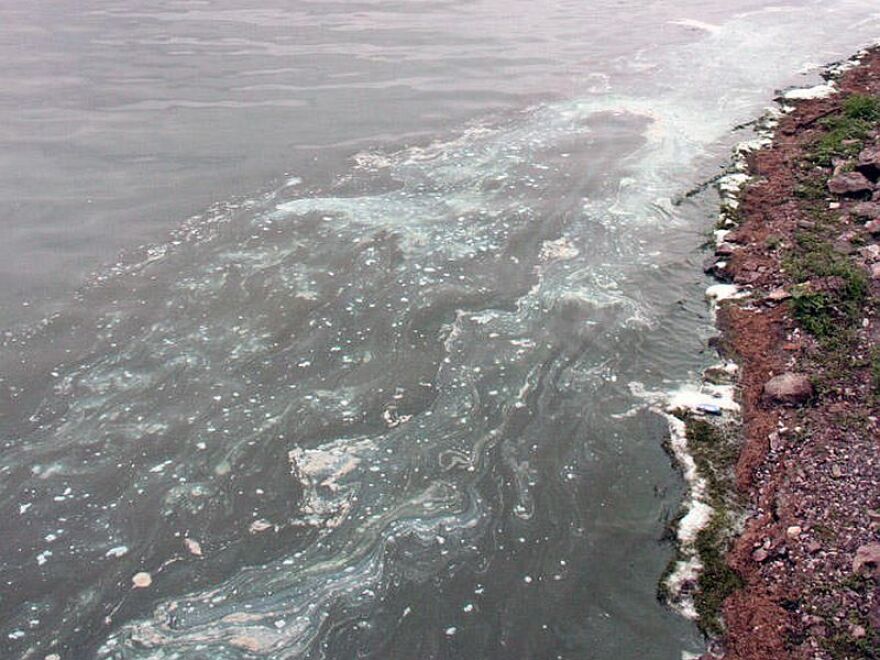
[762,372,814,406]
[857,144,880,180]
[853,542,880,575]
[866,219,880,234]
[828,171,873,197]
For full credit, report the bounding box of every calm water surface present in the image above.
[1,1,878,658]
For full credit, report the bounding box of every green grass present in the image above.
[765,234,783,250]
[686,419,738,506]
[811,94,880,166]
[680,418,743,636]
[784,234,868,341]
[822,629,880,659]
[693,510,743,637]
[816,574,880,659]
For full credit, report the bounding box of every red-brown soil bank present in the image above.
[708,48,880,659]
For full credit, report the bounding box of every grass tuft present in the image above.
[810,94,880,166]
[784,234,868,342]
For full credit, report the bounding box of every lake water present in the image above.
[1,1,878,658]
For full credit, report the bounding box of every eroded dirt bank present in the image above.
[701,48,880,659]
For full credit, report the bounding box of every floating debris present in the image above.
[183,538,203,557]
[695,403,722,416]
[131,572,152,589]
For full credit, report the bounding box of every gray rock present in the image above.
[703,365,736,385]
[715,242,736,257]
[866,219,880,235]
[859,244,880,261]
[828,171,873,197]
[858,145,880,181]
[763,372,814,406]
[851,201,880,221]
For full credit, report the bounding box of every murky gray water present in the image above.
[1,2,878,658]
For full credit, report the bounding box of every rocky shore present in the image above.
[692,47,880,659]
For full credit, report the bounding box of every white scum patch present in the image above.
[713,229,731,245]
[705,283,747,304]
[783,83,837,101]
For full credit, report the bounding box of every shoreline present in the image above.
[671,45,880,658]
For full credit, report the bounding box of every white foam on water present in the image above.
[668,19,721,33]
[783,83,838,100]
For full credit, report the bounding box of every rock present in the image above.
[852,542,880,575]
[857,145,880,180]
[831,464,843,479]
[752,548,769,562]
[851,625,867,639]
[828,171,874,197]
[703,256,729,279]
[852,201,880,221]
[786,525,802,539]
[703,365,736,385]
[866,219,880,235]
[871,264,880,280]
[762,372,814,406]
[806,540,822,554]
[833,240,856,255]
[715,242,736,257]
[132,571,152,588]
[769,432,785,452]
[860,244,880,261]
[766,288,791,302]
